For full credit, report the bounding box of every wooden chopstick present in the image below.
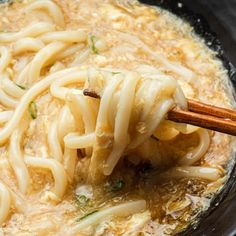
[83,90,236,136]
[168,100,236,136]
[168,109,236,136]
[188,99,236,121]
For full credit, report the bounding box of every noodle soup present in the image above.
[0,0,235,235]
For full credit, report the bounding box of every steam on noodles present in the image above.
[0,0,234,235]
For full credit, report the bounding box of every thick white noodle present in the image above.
[66,94,85,134]
[69,94,96,134]
[64,133,95,149]
[16,63,30,84]
[0,67,81,145]
[0,182,11,225]
[50,71,87,100]
[48,120,63,163]
[27,42,67,83]
[40,31,87,43]
[107,91,119,130]
[57,105,76,146]
[103,73,138,175]
[88,78,121,181]
[178,129,210,166]
[63,147,78,182]
[2,74,25,98]
[50,74,87,100]
[13,37,45,55]
[50,61,65,73]
[129,99,174,150]
[8,187,27,213]
[128,80,148,127]
[66,93,96,155]
[174,84,188,110]
[134,80,160,124]
[69,200,146,233]
[70,49,90,66]
[0,46,11,72]
[0,160,27,212]
[0,48,18,107]
[0,22,55,43]
[0,111,13,124]
[25,0,65,27]
[9,120,30,194]
[56,44,85,61]
[24,155,68,199]
[160,166,222,181]
[0,90,18,108]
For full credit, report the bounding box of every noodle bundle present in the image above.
[0,0,233,234]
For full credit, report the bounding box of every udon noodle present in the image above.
[0,0,234,235]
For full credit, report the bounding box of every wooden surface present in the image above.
[188,99,236,121]
[168,100,236,136]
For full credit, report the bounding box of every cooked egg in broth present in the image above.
[0,0,235,235]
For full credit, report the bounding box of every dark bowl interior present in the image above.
[139,0,236,235]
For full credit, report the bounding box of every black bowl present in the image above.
[140,0,236,235]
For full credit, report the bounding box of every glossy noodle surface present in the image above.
[0,0,235,235]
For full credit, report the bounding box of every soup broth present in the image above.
[0,0,235,235]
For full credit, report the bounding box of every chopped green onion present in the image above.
[15,83,26,90]
[105,179,125,192]
[28,101,37,119]
[75,194,90,207]
[76,210,98,222]
[111,72,121,75]
[89,35,99,54]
